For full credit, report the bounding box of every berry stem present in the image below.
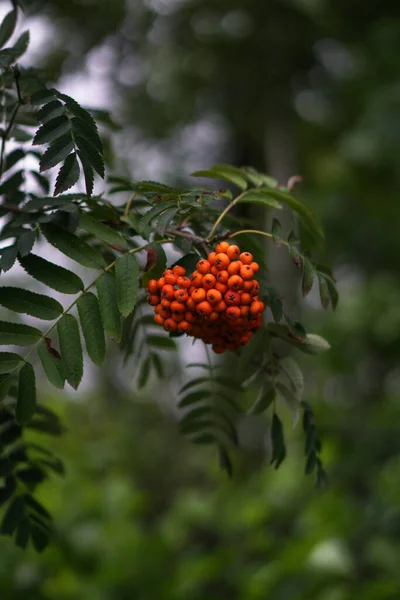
[206,191,247,241]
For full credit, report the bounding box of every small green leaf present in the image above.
[57,314,83,389]
[303,334,331,355]
[302,258,315,297]
[0,352,23,374]
[249,386,276,415]
[317,272,330,309]
[0,495,25,536]
[16,362,36,424]
[19,253,84,294]
[0,321,42,346]
[10,30,30,59]
[270,413,286,468]
[266,285,283,323]
[0,10,17,49]
[0,287,63,320]
[178,389,212,408]
[192,165,248,190]
[288,244,303,268]
[96,272,122,342]
[138,354,152,389]
[280,357,304,398]
[30,87,56,106]
[15,517,31,549]
[37,100,66,124]
[138,201,176,234]
[41,223,106,269]
[325,277,339,310]
[54,152,80,195]
[17,229,36,256]
[77,293,106,366]
[235,190,282,209]
[37,340,65,389]
[0,244,18,272]
[276,382,300,428]
[30,523,50,553]
[77,150,94,196]
[39,134,74,172]
[271,218,281,246]
[146,335,176,350]
[155,207,179,234]
[74,134,104,178]
[32,115,71,146]
[115,253,139,317]
[79,211,129,249]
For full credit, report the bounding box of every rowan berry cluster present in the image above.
[146,241,265,354]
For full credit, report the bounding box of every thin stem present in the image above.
[228,228,290,249]
[165,227,212,255]
[0,66,25,180]
[5,239,172,381]
[206,191,247,241]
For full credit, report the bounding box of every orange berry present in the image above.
[147,279,158,294]
[208,252,217,265]
[164,318,177,332]
[191,272,203,288]
[224,290,240,306]
[240,265,254,280]
[197,259,211,274]
[154,314,165,326]
[251,281,260,295]
[206,289,223,304]
[226,306,241,320]
[212,344,226,354]
[164,271,177,285]
[173,265,186,276]
[240,252,253,264]
[170,301,185,314]
[240,292,252,305]
[160,308,171,319]
[250,261,259,273]
[192,288,206,303]
[215,282,228,294]
[174,289,189,303]
[209,311,219,321]
[216,270,229,283]
[243,280,254,292]
[157,277,166,289]
[185,311,196,323]
[210,265,219,276]
[215,241,230,253]
[226,244,240,260]
[227,261,241,275]
[178,320,192,333]
[154,303,163,314]
[214,300,227,313]
[161,284,175,300]
[177,275,191,289]
[227,275,243,291]
[186,297,196,311]
[250,301,263,315]
[172,313,185,323]
[240,305,250,317]
[202,273,216,290]
[215,253,230,269]
[161,299,171,308]
[148,294,159,306]
[196,301,212,315]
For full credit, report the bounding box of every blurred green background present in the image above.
[2,0,400,598]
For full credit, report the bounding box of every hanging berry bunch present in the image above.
[147,241,264,353]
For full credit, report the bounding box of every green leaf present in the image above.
[192,165,248,190]
[266,285,283,322]
[19,253,84,294]
[146,335,176,350]
[276,382,300,428]
[10,30,29,59]
[155,207,179,234]
[0,244,17,272]
[138,354,152,389]
[77,150,94,197]
[15,517,31,550]
[303,334,331,355]
[0,374,13,401]
[32,115,71,146]
[30,87,56,106]
[270,413,286,468]
[280,357,304,398]
[4,148,25,173]
[178,389,212,408]
[0,321,42,346]
[0,352,23,374]
[16,362,36,424]
[68,110,102,153]
[115,253,139,317]
[271,218,281,246]
[325,277,339,310]
[30,523,50,553]
[235,190,282,209]
[17,229,36,256]
[39,134,74,172]
[57,314,83,389]
[74,134,104,178]
[0,10,17,49]
[179,377,210,394]
[77,293,106,366]
[37,340,65,389]
[288,244,303,268]
[54,152,80,196]
[138,201,176,234]
[37,100,66,124]
[0,287,63,320]
[41,223,106,269]
[79,212,129,249]
[0,495,25,536]
[302,258,315,297]
[96,272,122,342]
[317,272,330,309]
[249,386,276,415]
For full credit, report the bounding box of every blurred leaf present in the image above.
[270,413,286,468]
[276,381,300,428]
[57,314,83,389]
[16,362,36,424]
[0,10,17,49]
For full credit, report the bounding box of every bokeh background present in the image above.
[1,0,400,598]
